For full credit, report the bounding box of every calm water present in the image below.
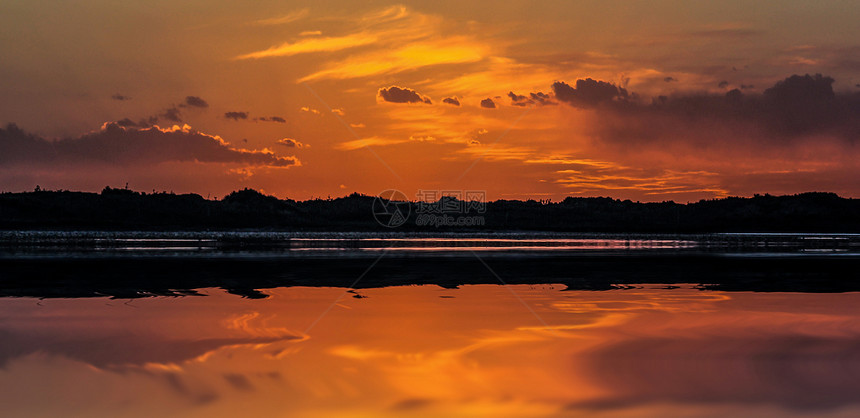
[3,230,860,257]
[2,232,860,417]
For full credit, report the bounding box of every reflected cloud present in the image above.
[0,329,298,369]
[579,335,860,410]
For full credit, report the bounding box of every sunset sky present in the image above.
[2,1,859,202]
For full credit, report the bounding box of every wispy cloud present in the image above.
[336,136,410,150]
[237,5,491,82]
[299,38,488,82]
[252,8,309,26]
[236,33,378,59]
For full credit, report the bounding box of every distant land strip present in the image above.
[1,187,859,232]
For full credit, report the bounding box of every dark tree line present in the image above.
[1,187,858,232]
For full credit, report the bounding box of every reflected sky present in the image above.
[2,285,860,417]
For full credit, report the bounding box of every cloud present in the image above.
[580,333,860,411]
[442,97,460,106]
[718,80,730,88]
[664,77,677,82]
[508,91,556,107]
[161,107,182,123]
[111,94,131,101]
[455,143,532,160]
[224,111,249,120]
[252,8,309,26]
[336,136,409,150]
[182,96,209,108]
[378,86,432,104]
[299,30,322,36]
[0,123,298,168]
[236,33,378,60]
[277,138,307,148]
[507,91,528,106]
[116,116,157,128]
[578,73,860,144]
[116,118,138,127]
[687,23,762,39]
[114,97,208,128]
[555,168,725,196]
[552,78,628,108]
[480,98,496,108]
[529,92,556,106]
[760,73,844,134]
[256,116,286,123]
[300,106,321,115]
[238,6,489,82]
[299,38,487,82]
[331,108,345,116]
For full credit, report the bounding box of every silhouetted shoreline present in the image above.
[2,252,860,299]
[2,187,859,232]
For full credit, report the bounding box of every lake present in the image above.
[1,232,860,417]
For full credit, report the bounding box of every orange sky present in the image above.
[2,1,859,202]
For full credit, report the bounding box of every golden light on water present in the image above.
[3,285,860,417]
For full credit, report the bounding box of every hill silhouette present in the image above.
[1,187,859,232]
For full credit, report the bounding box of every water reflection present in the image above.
[1,285,859,417]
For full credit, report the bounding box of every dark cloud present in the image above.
[508,92,527,101]
[0,123,298,168]
[530,92,556,106]
[257,116,286,123]
[224,111,249,120]
[0,325,300,369]
[182,96,209,108]
[116,116,158,128]
[223,373,255,392]
[508,91,556,107]
[552,78,629,108]
[111,94,131,101]
[580,73,860,144]
[718,80,730,88]
[277,138,306,148]
[161,107,182,123]
[664,77,677,83]
[116,118,139,127]
[442,97,460,106]
[725,88,743,102]
[378,86,432,104]
[689,27,761,39]
[740,84,755,90]
[577,334,860,411]
[508,91,529,106]
[761,74,842,134]
[114,97,205,127]
[480,98,496,109]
